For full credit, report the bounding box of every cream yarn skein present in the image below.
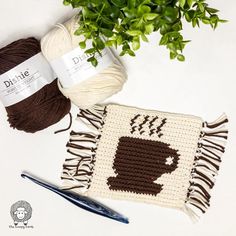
[41,16,127,109]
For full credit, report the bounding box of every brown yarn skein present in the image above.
[0,38,71,133]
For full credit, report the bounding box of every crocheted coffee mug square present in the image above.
[61,104,228,220]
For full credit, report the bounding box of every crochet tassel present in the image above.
[185,113,228,219]
[61,106,106,193]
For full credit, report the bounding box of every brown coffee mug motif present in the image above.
[107,115,180,196]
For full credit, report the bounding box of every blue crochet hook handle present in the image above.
[21,172,129,224]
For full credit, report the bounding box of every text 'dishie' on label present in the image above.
[0,53,55,107]
[50,45,117,88]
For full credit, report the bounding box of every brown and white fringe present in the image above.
[184,113,228,221]
[61,105,107,193]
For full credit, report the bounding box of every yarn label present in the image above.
[50,45,117,88]
[0,53,55,107]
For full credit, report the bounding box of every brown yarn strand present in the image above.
[0,38,71,133]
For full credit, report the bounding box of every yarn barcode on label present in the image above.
[50,45,115,88]
[0,53,55,107]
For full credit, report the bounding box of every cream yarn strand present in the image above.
[41,15,127,109]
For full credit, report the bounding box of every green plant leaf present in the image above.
[145,24,154,34]
[170,51,177,59]
[163,7,178,23]
[132,37,140,50]
[110,0,126,7]
[105,40,117,47]
[127,49,136,56]
[63,0,70,6]
[85,48,96,54]
[128,0,136,9]
[82,7,98,19]
[94,37,105,50]
[79,41,86,49]
[177,54,185,61]
[143,13,159,21]
[141,33,149,42]
[202,17,210,24]
[159,35,168,45]
[192,18,199,27]
[119,50,126,56]
[109,6,120,18]
[100,28,113,37]
[219,19,228,23]
[87,56,98,67]
[198,3,205,13]
[185,10,195,22]
[126,30,142,36]
[206,7,219,14]
[138,5,151,15]
[160,24,171,35]
[187,0,193,7]
[179,0,186,8]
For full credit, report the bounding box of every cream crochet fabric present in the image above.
[61,104,228,220]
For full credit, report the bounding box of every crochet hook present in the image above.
[21,172,129,224]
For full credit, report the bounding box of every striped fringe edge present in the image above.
[184,113,228,222]
[61,105,107,193]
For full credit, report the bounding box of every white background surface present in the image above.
[0,0,235,235]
